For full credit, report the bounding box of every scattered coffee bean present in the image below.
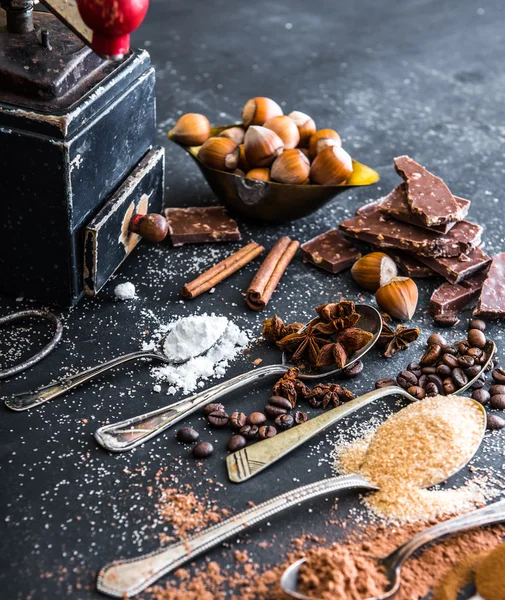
[442,354,459,369]
[264,404,288,419]
[375,377,396,389]
[457,356,475,369]
[466,365,482,378]
[418,374,428,389]
[421,366,437,375]
[258,425,277,439]
[428,333,447,347]
[275,413,294,430]
[247,412,267,426]
[443,378,456,395]
[468,329,486,349]
[451,368,468,389]
[425,382,439,397]
[193,441,214,458]
[207,411,229,427]
[490,385,505,396]
[407,362,422,378]
[269,395,293,411]
[469,319,486,332]
[407,386,425,399]
[487,414,505,431]
[472,389,490,405]
[203,402,225,416]
[239,424,258,440]
[397,370,418,389]
[227,434,247,452]
[436,364,452,377]
[426,374,444,393]
[490,394,505,410]
[433,313,459,327]
[294,410,308,425]
[470,376,486,390]
[176,427,200,443]
[420,344,442,366]
[467,347,484,360]
[492,368,505,384]
[342,360,363,378]
[229,411,247,429]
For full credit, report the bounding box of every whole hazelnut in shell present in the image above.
[169,113,211,146]
[288,111,316,147]
[309,129,342,159]
[376,276,418,320]
[351,252,398,292]
[218,126,245,145]
[246,168,271,181]
[310,145,353,185]
[242,97,283,127]
[264,115,300,149]
[244,125,284,167]
[271,149,310,184]
[198,137,240,172]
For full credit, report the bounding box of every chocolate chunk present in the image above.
[378,184,470,233]
[383,249,436,278]
[301,229,361,274]
[394,156,463,226]
[165,206,241,246]
[430,270,490,316]
[339,206,482,258]
[474,253,505,320]
[416,248,491,284]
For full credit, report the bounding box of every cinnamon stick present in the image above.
[246,236,299,311]
[180,241,264,299]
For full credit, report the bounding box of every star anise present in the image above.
[315,342,348,368]
[272,368,309,406]
[336,328,374,354]
[276,322,327,366]
[262,315,304,342]
[378,321,420,358]
[312,301,360,335]
[307,383,344,409]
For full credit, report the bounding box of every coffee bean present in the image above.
[469,318,486,332]
[443,378,456,395]
[425,382,439,397]
[492,368,505,384]
[421,344,442,366]
[407,386,426,399]
[421,366,437,375]
[294,411,308,425]
[407,362,422,378]
[434,314,460,327]
[457,341,471,355]
[397,370,418,389]
[207,411,229,427]
[229,411,247,429]
[441,345,458,356]
[247,412,267,426]
[467,347,484,360]
[428,333,447,347]
[418,374,428,389]
[487,414,505,431]
[466,365,482,378]
[239,424,258,440]
[203,402,225,416]
[264,404,287,419]
[472,389,490,405]
[457,356,475,369]
[426,374,444,393]
[375,378,396,389]
[442,354,459,369]
[275,413,294,430]
[176,427,200,443]
[490,385,505,396]
[227,434,247,452]
[452,368,468,389]
[468,329,486,349]
[258,425,277,439]
[269,396,293,411]
[470,377,486,390]
[343,360,363,378]
[478,352,489,366]
[192,441,214,458]
[490,394,505,410]
[436,364,452,377]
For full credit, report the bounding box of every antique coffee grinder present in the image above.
[0,0,165,306]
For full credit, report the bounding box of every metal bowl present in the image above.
[169,124,380,223]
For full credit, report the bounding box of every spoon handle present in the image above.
[94,364,288,452]
[4,351,159,412]
[96,473,374,598]
[385,498,505,573]
[227,386,410,482]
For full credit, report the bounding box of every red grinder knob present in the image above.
[77,0,150,59]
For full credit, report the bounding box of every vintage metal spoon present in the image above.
[96,399,486,598]
[93,304,382,453]
[282,498,505,600]
[227,339,495,483]
[4,318,229,412]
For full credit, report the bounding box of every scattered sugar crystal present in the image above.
[153,385,161,393]
[114,282,137,300]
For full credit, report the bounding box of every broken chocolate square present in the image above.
[165,206,241,246]
[383,250,436,278]
[415,247,491,284]
[473,253,505,319]
[430,270,489,317]
[301,229,361,274]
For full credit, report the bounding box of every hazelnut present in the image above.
[242,97,283,127]
[197,137,240,171]
[264,115,300,149]
[308,128,342,159]
[309,145,353,185]
[245,167,271,181]
[218,126,245,144]
[288,110,316,147]
[169,113,211,146]
[271,149,310,184]
[351,252,398,292]
[244,125,284,167]
[375,276,418,320]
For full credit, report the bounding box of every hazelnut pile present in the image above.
[169,97,354,185]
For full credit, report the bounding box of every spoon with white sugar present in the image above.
[5,315,229,412]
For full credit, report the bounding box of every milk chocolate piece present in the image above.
[474,253,505,319]
[339,206,482,258]
[430,270,489,316]
[379,184,470,234]
[415,247,491,283]
[165,206,241,246]
[384,250,436,278]
[394,156,463,226]
[301,229,361,274]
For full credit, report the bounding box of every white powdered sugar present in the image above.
[114,282,137,300]
[145,314,251,394]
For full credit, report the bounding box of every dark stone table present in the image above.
[2,0,505,597]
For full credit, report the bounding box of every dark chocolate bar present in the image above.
[384,250,436,278]
[165,206,241,246]
[301,229,361,274]
[415,247,491,284]
[473,253,505,319]
[338,206,482,258]
[430,270,489,316]
[394,156,463,226]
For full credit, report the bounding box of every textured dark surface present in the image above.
[1,0,505,598]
